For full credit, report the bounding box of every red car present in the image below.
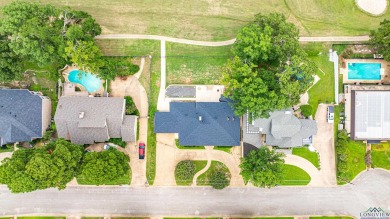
[138,142,145,159]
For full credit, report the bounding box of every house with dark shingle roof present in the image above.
[54,97,137,145]
[244,109,317,148]
[154,101,240,146]
[0,89,51,145]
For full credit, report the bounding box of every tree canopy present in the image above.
[370,19,390,60]
[0,139,83,193]
[223,13,316,118]
[77,148,130,185]
[0,1,102,80]
[240,147,285,188]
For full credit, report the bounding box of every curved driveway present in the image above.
[0,169,389,217]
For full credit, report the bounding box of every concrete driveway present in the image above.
[313,104,337,186]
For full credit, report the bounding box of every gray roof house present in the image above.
[154,102,240,146]
[54,97,137,145]
[0,89,51,145]
[244,109,317,148]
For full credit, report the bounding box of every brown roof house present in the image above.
[0,89,51,145]
[54,97,137,144]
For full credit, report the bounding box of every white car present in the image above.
[327,106,334,123]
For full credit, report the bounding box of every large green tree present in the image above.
[240,147,285,188]
[0,139,83,193]
[223,13,315,118]
[370,19,390,60]
[77,148,130,185]
[0,1,101,69]
[0,36,23,82]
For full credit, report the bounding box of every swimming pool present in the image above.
[68,70,101,93]
[347,62,381,80]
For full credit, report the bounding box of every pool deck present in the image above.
[340,59,390,84]
[60,64,105,97]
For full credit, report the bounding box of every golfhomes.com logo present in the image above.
[360,207,390,219]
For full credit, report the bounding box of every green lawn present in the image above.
[292,147,320,169]
[214,146,233,153]
[0,144,14,153]
[18,217,65,219]
[197,161,231,186]
[337,140,366,184]
[176,139,205,150]
[280,164,311,186]
[166,43,231,85]
[371,142,390,170]
[76,170,131,185]
[175,160,208,186]
[1,0,389,40]
[302,43,335,117]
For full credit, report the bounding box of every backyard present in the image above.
[1,0,389,40]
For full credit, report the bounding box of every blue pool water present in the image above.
[348,62,381,80]
[68,70,101,93]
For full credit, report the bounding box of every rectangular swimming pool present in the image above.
[347,62,381,80]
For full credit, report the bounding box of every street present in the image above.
[0,169,389,217]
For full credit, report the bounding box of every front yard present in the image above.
[292,147,320,169]
[197,161,231,186]
[280,164,311,186]
[372,142,390,170]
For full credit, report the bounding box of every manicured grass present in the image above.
[197,161,230,186]
[292,147,320,169]
[214,146,233,153]
[176,139,205,150]
[2,0,389,40]
[371,142,390,170]
[254,218,294,219]
[280,164,311,186]
[81,218,104,219]
[166,43,231,85]
[337,140,366,184]
[96,39,160,57]
[175,160,208,186]
[302,43,335,117]
[76,170,131,185]
[18,217,65,219]
[0,144,13,153]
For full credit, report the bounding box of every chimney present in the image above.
[79,111,85,119]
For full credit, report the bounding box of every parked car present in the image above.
[327,106,334,123]
[139,142,145,159]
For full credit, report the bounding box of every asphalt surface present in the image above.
[0,169,389,217]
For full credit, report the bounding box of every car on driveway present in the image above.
[327,106,334,123]
[139,142,145,159]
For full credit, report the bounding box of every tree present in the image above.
[370,19,390,60]
[98,57,140,80]
[175,160,195,183]
[0,139,83,193]
[240,147,285,188]
[63,40,103,73]
[222,13,315,118]
[232,13,302,65]
[0,1,102,70]
[209,171,229,190]
[0,36,23,82]
[77,148,130,185]
[300,104,313,118]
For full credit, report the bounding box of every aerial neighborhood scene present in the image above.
[0,0,390,218]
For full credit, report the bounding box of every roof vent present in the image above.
[79,111,85,119]
[232,117,235,121]
[199,116,202,122]
[227,117,230,121]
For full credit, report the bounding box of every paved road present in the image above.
[95,34,370,46]
[1,169,389,217]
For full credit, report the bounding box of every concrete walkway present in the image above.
[96,34,370,45]
[157,40,168,111]
[284,154,323,186]
[134,57,145,79]
[192,147,212,186]
[110,76,149,186]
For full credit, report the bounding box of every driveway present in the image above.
[313,104,337,186]
[110,75,148,186]
[0,169,389,217]
[154,134,244,186]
